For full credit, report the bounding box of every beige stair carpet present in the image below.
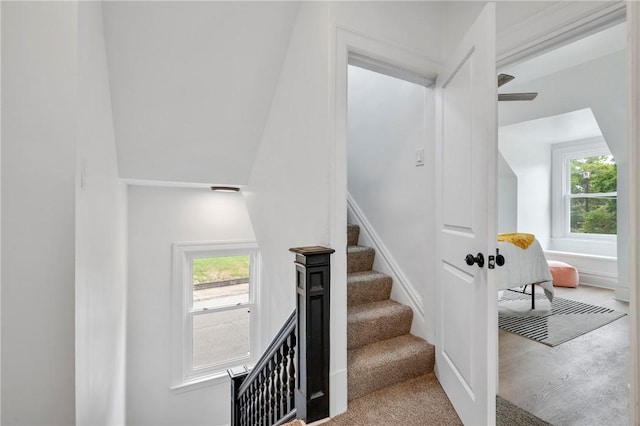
[325,373,461,426]
[347,245,375,273]
[347,223,360,246]
[347,271,392,306]
[281,420,306,426]
[348,334,434,400]
[346,224,437,401]
[347,300,413,349]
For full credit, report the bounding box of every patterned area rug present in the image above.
[498,290,626,346]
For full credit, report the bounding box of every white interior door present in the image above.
[434,4,497,425]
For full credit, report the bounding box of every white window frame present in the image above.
[171,241,260,389]
[551,137,617,241]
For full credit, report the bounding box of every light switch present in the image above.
[415,148,425,167]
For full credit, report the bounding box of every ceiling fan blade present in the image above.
[498,92,538,101]
[497,73,515,88]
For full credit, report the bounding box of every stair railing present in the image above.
[229,246,334,426]
[228,311,297,426]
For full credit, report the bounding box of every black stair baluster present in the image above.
[261,369,267,425]
[257,372,263,425]
[269,357,276,425]
[274,348,282,421]
[253,381,259,426]
[249,382,255,426]
[288,333,296,413]
[239,393,245,426]
[280,341,289,417]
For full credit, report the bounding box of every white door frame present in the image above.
[628,3,640,424]
[330,26,441,417]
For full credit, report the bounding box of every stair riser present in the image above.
[347,250,374,273]
[347,225,360,246]
[348,346,435,400]
[347,276,392,306]
[348,309,412,349]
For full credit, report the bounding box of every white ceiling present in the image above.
[500,22,626,85]
[100,1,624,184]
[102,1,300,185]
[498,22,626,146]
[499,108,602,145]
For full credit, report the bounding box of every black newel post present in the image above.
[289,246,334,424]
[228,365,249,426]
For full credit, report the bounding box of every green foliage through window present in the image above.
[569,155,617,235]
[192,255,250,284]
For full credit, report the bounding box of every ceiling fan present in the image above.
[498,74,538,102]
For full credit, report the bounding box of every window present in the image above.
[552,139,617,239]
[172,241,259,388]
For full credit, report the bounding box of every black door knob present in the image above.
[465,253,485,268]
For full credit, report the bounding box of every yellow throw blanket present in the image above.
[498,233,535,250]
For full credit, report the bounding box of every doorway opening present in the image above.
[346,63,432,341]
[497,21,629,425]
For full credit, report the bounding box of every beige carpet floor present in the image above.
[323,373,461,426]
[282,378,549,426]
[496,395,550,426]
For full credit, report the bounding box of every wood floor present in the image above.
[498,285,629,426]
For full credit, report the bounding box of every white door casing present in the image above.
[434,4,498,425]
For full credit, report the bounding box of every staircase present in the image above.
[346,224,435,400]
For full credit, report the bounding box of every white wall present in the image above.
[500,50,627,299]
[498,139,552,249]
[346,65,432,339]
[127,186,255,425]
[245,1,331,348]
[498,152,518,233]
[1,3,77,424]
[331,1,444,60]
[245,2,446,417]
[76,3,127,424]
[442,2,485,55]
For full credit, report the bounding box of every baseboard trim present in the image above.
[346,193,424,320]
[579,270,617,290]
[545,250,619,290]
[329,368,347,418]
[615,286,630,303]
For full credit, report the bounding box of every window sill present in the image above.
[171,361,256,394]
[170,371,230,394]
[548,237,617,258]
[545,249,617,262]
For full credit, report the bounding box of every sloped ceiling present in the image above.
[499,108,603,146]
[102,1,300,185]
[498,22,627,155]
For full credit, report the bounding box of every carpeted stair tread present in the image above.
[348,334,434,400]
[347,300,412,349]
[325,373,461,425]
[347,245,375,273]
[347,271,392,306]
[347,224,360,246]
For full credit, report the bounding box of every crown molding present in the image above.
[497,2,626,69]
